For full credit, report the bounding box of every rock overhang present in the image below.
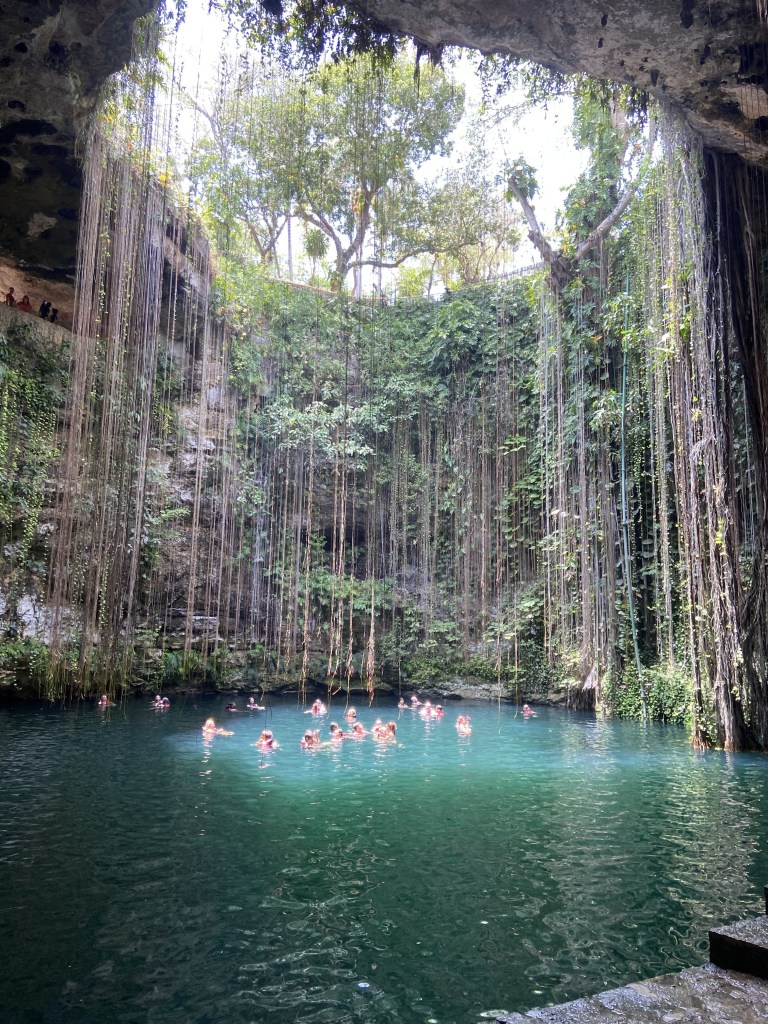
[0,0,767,277]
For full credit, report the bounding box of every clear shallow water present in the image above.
[1,698,766,1024]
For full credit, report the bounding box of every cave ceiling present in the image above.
[354,0,768,159]
[0,0,155,277]
[0,0,766,276]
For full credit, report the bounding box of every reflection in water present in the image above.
[0,701,766,1024]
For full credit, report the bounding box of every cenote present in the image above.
[2,699,767,1024]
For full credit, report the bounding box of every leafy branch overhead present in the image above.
[506,89,656,293]
[186,50,519,292]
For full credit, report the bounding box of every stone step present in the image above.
[709,916,768,981]
[493,963,768,1024]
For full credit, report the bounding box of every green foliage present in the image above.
[187,50,464,289]
[601,664,692,725]
[0,322,64,593]
[213,0,403,67]
[0,635,51,686]
[505,157,539,201]
[477,54,575,107]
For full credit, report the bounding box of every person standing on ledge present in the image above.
[4,287,15,306]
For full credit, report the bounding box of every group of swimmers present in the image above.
[397,695,446,718]
[224,698,266,712]
[102,691,535,737]
[200,692,531,748]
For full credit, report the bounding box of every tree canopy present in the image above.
[187,51,478,291]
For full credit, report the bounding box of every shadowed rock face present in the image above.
[354,0,768,161]
[0,0,156,276]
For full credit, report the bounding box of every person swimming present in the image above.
[97,694,112,707]
[300,730,318,749]
[202,717,232,737]
[344,706,357,721]
[255,729,278,749]
[247,697,265,711]
[522,704,536,717]
[410,695,422,707]
[311,699,327,715]
[397,697,407,709]
[374,720,397,742]
[225,701,238,712]
[350,721,369,739]
[456,714,472,736]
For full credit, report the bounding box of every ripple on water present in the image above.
[0,701,767,1024]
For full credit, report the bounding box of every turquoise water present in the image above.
[1,698,766,1024]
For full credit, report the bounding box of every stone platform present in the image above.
[496,907,768,1024]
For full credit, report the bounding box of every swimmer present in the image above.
[522,704,537,717]
[397,697,407,709]
[329,722,346,741]
[410,694,422,707]
[310,699,327,715]
[419,700,433,717]
[456,714,472,736]
[435,705,445,718]
[255,729,279,749]
[344,706,357,721]
[151,693,164,708]
[350,721,369,739]
[374,720,397,742]
[97,694,112,707]
[202,717,232,737]
[300,730,317,749]
[225,701,238,712]
[161,696,170,707]
[247,697,265,711]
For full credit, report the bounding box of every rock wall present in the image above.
[0,0,156,276]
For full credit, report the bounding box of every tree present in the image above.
[187,50,465,291]
[186,61,298,271]
[505,85,656,293]
[429,151,521,288]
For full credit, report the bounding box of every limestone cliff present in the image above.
[0,0,155,275]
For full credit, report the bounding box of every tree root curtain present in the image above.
[2,20,762,751]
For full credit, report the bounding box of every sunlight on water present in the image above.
[1,698,766,1024]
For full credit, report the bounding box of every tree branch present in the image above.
[505,175,560,269]
[575,120,657,261]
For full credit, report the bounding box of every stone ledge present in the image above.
[494,962,768,1023]
[710,917,768,981]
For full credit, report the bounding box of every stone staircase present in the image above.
[495,888,768,1024]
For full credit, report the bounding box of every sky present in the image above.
[163,0,588,272]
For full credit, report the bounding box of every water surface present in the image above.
[1,697,766,1024]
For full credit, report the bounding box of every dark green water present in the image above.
[1,698,766,1024]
